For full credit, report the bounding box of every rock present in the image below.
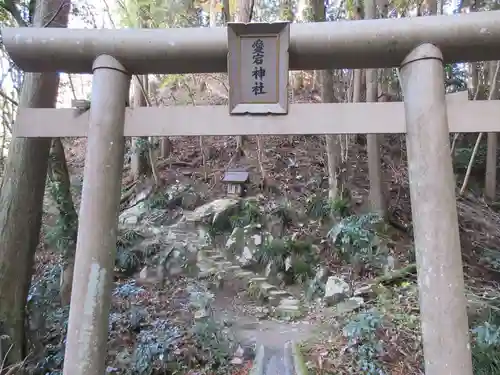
[129,186,153,207]
[139,265,149,279]
[255,306,270,319]
[382,254,401,275]
[194,308,209,320]
[240,226,270,267]
[240,246,254,267]
[234,345,245,357]
[266,217,284,237]
[314,266,330,283]
[305,266,330,300]
[332,297,364,316]
[181,192,200,210]
[163,183,191,208]
[129,307,146,331]
[185,198,240,225]
[119,203,147,225]
[226,223,279,274]
[353,283,392,300]
[324,276,350,306]
[227,226,250,246]
[265,261,279,278]
[163,244,198,276]
[136,264,164,286]
[230,357,244,365]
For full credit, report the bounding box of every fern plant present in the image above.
[471,322,500,375]
[326,196,350,218]
[269,199,295,229]
[187,285,234,373]
[328,213,383,266]
[44,216,75,252]
[229,199,262,228]
[305,193,330,220]
[115,247,140,275]
[144,191,170,210]
[305,193,350,221]
[116,228,144,248]
[114,229,144,274]
[254,237,317,285]
[343,309,386,375]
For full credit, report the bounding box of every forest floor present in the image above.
[26,79,500,375]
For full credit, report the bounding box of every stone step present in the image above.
[201,249,219,256]
[196,246,302,312]
[268,290,292,306]
[197,267,219,279]
[274,298,304,319]
[211,260,233,270]
[235,270,254,279]
[247,343,307,375]
[208,255,226,262]
[267,295,282,307]
[269,290,291,298]
[258,282,278,296]
[275,304,303,319]
[199,244,214,250]
[279,297,301,307]
[248,277,268,284]
[196,250,218,263]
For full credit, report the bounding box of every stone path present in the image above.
[121,198,326,374]
[213,291,315,375]
[198,244,319,375]
[197,247,305,319]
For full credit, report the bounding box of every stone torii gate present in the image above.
[4,10,500,375]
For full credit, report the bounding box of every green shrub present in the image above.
[343,309,387,375]
[328,213,384,267]
[254,237,317,285]
[471,322,500,375]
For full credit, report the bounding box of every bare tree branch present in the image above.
[0,90,18,107]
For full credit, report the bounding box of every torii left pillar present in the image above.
[63,55,131,375]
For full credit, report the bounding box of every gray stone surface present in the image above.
[250,342,308,375]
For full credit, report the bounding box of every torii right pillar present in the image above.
[400,43,473,375]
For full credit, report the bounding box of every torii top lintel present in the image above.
[2,10,500,75]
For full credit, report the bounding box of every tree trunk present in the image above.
[296,0,314,92]
[280,0,295,144]
[210,0,218,25]
[364,0,386,217]
[0,0,70,365]
[130,10,153,179]
[485,62,499,201]
[130,75,151,179]
[311,0,345,200]
[47,138,78,306]
[222,0,230,22]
